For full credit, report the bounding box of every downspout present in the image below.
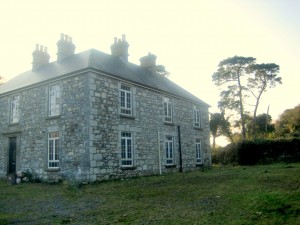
[177,125,183,173]
[158,130,162,175]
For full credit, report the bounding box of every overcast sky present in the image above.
[1,0,299,121]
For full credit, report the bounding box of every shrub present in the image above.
[213,138,300,165]
[237,138,300,165]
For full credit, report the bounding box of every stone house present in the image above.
[0,34,211,182]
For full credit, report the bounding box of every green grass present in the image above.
[1,164,299,224]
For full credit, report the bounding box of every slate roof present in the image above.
[0,49,209,107]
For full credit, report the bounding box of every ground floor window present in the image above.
[165,136,174,165]
[48,132,59,168]
[121,132,133,166]
[196,138,202,164]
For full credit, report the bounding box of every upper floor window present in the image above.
[120,84,132,116]
[196,138,202,164]
[48,132,59,168]
[49,84,61,116]
[121,132,133,167]
[10,95,19,123]
[165,136,174,165]
[194,106,201,128]
[164,97,173,123]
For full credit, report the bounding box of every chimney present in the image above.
[56,33,76,62]
[32,44,50,71]
[139,52,157,68]
[110,34,129,62]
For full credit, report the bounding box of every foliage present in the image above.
[215,138,300,166]
[246,63,281,136]
[1,164,300,224]
[210,112,231,148]
[212,56,281,140]
[154,65,170,77]
[275,104,300,137]
[211,143,239,165]
[212,56,256,140]
[234,113,275,139]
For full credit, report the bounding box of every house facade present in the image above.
[0,34,211,182]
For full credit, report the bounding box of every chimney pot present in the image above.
[110,35,129,62]
[140,53,157,68]
[32,44,50,71]
[56,33,76,62]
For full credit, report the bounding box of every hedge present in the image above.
[212,138,300,165]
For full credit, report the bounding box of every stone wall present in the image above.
[89,72,211,181]
[0,71,211,182]
[0,74,91,181]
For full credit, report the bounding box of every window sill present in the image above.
[45,168,60,172]
[165,164,176,168]
[196,163,204,167]
[9,122,19,126]
[194,126,203,130]
[164,122,175,126]
[46,115,61,120]
[121,166,136,170]
[120,114,135,119]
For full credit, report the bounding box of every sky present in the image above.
[1,0,300,124]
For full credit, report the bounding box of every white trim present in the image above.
[48,84,61,117]
[195,138,202,164]
[165,136,174,165]
[48,132,59,168]
[10,95,19,123]
[163,97,173,123]
[120,131,133,167]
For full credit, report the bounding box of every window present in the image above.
[164,97,172,123]
[120,84,132,116]
[165,136,174,165]
[196,138,202,164]
[10,95,19,123]
[194,106,201,128]
[121,132,133,166]
[48,132,59,168]
[49,84,61,116]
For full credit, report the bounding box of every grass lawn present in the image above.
[0,163,299,225]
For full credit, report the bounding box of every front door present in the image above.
[8,137,17,174]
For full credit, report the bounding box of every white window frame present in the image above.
[121,132,133,167]
[164,97,173,123]
[49,84,61,117]
[10,95,20,123]
[165,136,174,165]
[48,132,59,168]
[194,106,201,128]
[196,138,202,164]
[120,84,132,116]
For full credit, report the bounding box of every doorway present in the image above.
[8,137,17,174]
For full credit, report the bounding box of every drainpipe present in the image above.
[177,125,183,172]
[158,130,162,175]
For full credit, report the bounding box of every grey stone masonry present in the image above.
[0,70,211,182]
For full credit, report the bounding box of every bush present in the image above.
[212,143,239,165]
[213,138,300,165]
[237,138,300,165]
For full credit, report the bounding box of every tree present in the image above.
[246,63,281,136]
[256,113,275,133]
[154,65,170,77]
[276,104,300,137]
[212,56,256,140]
[210,113,231,149]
